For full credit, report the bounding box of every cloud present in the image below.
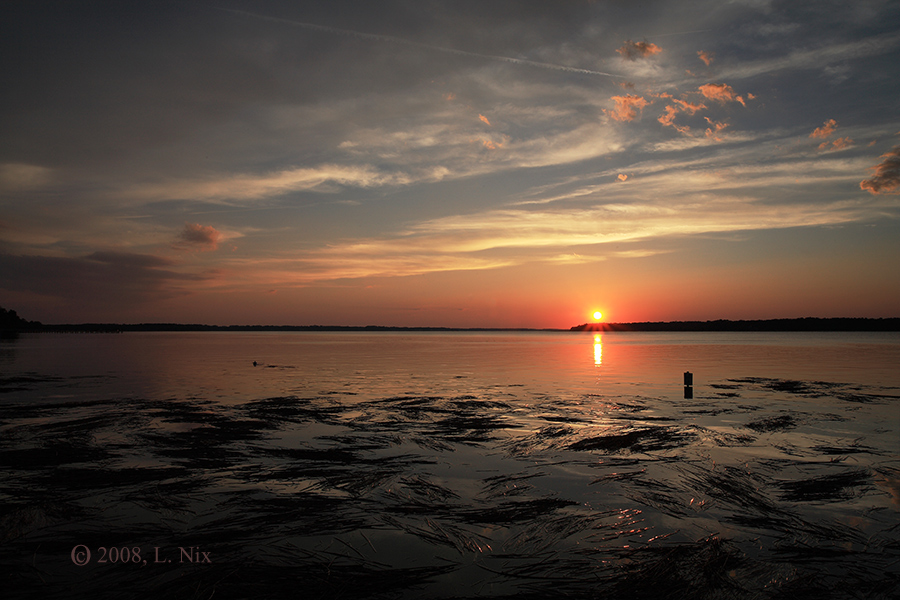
[704,117,729,141]
[658,106,691,134]
[218,7,623,79]
[606,94,650,122]
[698,83,746,106]
[176,223,223,251]
[479,114,491,126]
[126,164,424,202]
[697,51,714,66]
[809,120,853,151]
[618,174,628,181]
[616,40,662,60]
[673,99,707,115]
[0,251,208,310]
[326,106,626,177]
[87,251,176,269]
[658,106,678,127]
[0,163,54,191]
[810,119,838,139]
[715,31,900,80]
[259,184,887,284]
[860,146,900,194]
[658,98,707,135]
[819,137,853,152]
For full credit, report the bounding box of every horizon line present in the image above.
[6,316,899,333]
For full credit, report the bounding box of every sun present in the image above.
[592,311,603,321]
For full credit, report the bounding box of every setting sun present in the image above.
[593,311,603,320]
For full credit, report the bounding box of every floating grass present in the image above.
[569,425,697,453]
[778,468,872,502]
[746,414,798,432]
[3,371,899,599]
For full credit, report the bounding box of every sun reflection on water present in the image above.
[594,334,602,366]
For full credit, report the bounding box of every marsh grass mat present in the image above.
[1,375,898,599]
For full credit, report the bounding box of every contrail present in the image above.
[215,7,624,79]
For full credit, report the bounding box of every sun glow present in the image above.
[593,311,603,320]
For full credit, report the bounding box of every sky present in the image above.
[1,0,899,328]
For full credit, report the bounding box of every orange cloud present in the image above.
[616,40,662,60]
[176,223,222,251]
[617,174,628,181]
[606,94,650,122]
[697,51,714,66]
[831,137,853,150]
[860,146,900,194]
[704,117,728,141]
[479,114,491,126]
[658,105,678,127]
[810,119,838,139]
[657,99,705,135]
[698,83,746,106]
[819,137,854,151]
[674,98,706,114]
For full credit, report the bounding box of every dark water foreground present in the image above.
[1,373,898,599]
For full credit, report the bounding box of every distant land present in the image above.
[0,307,43,333]
[2,307,899,333]
[570,318,900,332]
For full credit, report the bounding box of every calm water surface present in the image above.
[1,331,898,599]
[5,330,900,400]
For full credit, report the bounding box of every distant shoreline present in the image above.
[4,317,899,333]
[569,317,900,332]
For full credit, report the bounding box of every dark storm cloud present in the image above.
[0,251,207,307]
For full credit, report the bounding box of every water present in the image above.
[2,331,899,599]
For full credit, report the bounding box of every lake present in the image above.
[1,331,899,599]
